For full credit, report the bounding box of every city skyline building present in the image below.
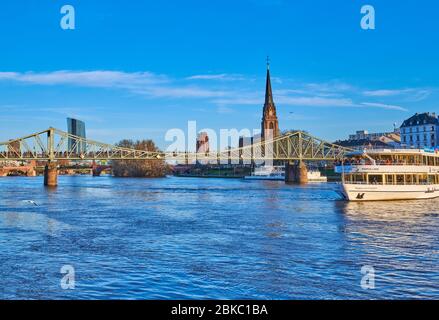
[336,127,401,150]
[67,118,87,154]
[348,129,399,141]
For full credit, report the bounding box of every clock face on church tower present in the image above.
[269,108,273,116]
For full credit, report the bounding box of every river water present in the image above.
[0,176,438,299]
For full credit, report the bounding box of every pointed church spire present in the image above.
[261,57,280,139]
[265,56,274,106]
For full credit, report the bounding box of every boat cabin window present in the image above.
[396,175,405,185]
[369,175,383,184]
[426,156,435,166]
[418,174,428,184]
[386,175,394,185]
[344,173,439,185]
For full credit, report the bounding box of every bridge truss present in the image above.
[0,128,351,163]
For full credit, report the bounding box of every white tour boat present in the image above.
[244,165,285,181]
[335,148,439,201]
[307,170,328,183]
[244,165,327,182]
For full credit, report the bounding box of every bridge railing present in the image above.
[0,128,351,162]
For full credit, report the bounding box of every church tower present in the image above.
[261,59,280,140]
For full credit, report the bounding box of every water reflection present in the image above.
[336,199,439,221]
[335,199,439,254]
[334,199,439,297]
[0,211,71,236]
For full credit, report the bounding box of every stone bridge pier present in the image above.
[44,162,58,187]
[92,167,102,176]
[285,161,308,184]
[91,161,108,176]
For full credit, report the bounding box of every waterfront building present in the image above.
[261,61,280,140]
[196,132,209,165]
[196,132,209,154]
[336,129,400,150]
[67,118,86,154]
[400,112,439,149]
[336,138,391,150]
[348,129,399,141]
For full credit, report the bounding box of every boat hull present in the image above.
[341,183,439,201]
[244,176,284,181]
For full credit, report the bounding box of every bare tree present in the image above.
[112,139,169,177]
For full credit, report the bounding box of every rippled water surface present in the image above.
[0,176,438,299]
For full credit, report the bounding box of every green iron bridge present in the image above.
[0,127,352,185]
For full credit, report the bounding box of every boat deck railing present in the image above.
[336,162,438,166]
[343,181,437,186]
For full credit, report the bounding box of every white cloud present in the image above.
[0,72,19,79]
[212,97,261,105]
[214,91,356,108]
[304,82,355,93]
[0,70,168,88]
[363,88,431,101]
[0,70,423,112]
[277,96,355,107]
[134,86,230,99]
[363,89,410,96]
[271,76,283,84]
[360,102,408,112]
[186,73,246,81]
[0,70,230,99]
[0,104,23,110]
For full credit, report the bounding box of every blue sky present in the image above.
[1,0,439,148]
